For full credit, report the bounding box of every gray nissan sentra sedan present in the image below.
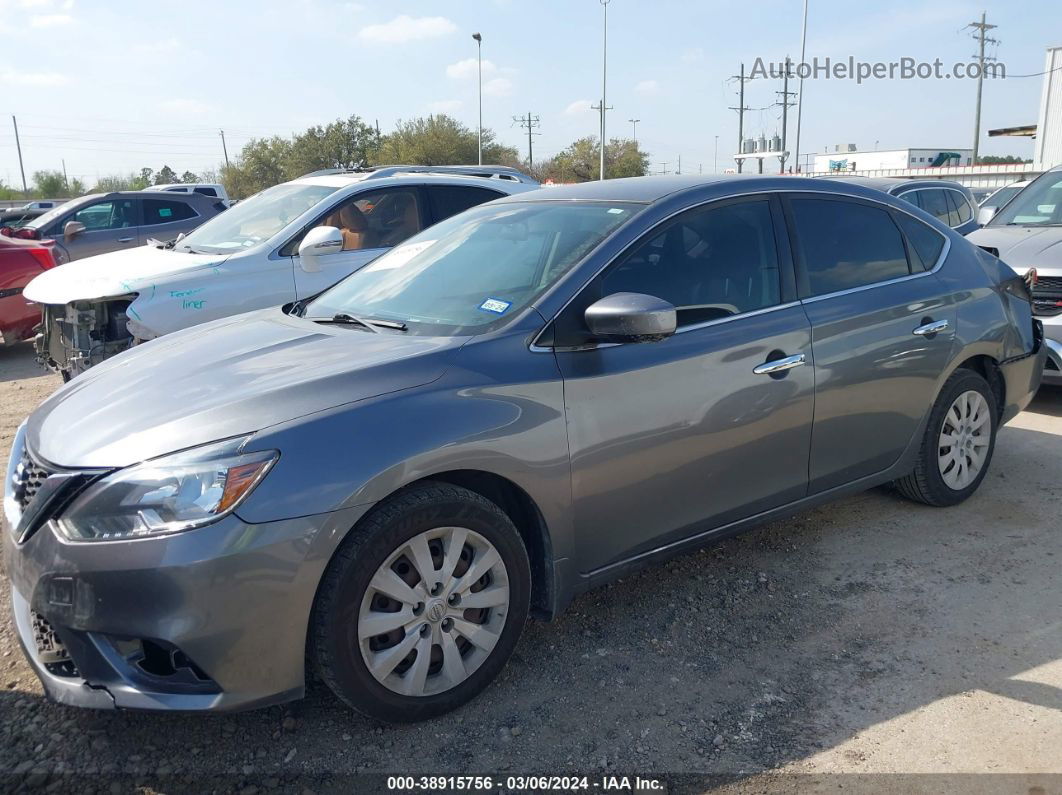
[3,176,1045,722]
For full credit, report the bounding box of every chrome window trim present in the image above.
[529,186,951,351]
[894,186,975,229]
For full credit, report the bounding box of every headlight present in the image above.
[58,440,278,542]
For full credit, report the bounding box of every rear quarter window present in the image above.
[894,212,946,270]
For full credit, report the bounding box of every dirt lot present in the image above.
[0,340,1059,793]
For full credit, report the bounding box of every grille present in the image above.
[1033,275,1062,294]
[12,448,51,513]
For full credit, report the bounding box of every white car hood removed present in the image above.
[23,245,231,305]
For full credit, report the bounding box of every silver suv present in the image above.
[5,175,1044,722]
[967,166,1062,384]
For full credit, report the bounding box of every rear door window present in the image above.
[143,199,198,225]
[425,185,505,224]
[789,197,911,296]
[912,189,953,226]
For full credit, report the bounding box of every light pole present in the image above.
[599,0,610,180]
[472,32,483,165]
[793,0,808,172]
[629,118,640,146]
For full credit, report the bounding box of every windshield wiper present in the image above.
[303,312,407,332]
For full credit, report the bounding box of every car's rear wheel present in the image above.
[310,482,530,722]
[895,368,998,506]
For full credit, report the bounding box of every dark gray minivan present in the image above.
[4,176,1044,722]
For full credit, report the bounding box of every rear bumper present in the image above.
[4,504,370,712]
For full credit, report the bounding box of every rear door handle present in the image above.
[117,237,135,243]
[913,319,949,336]
[753,353,806,375]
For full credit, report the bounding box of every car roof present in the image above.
[824,175,971,194]
[490,174,935,206]
[291,172,536,194]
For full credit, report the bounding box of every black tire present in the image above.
[895,368,998,507]
[310,481,530,723]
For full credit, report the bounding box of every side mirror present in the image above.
[585,292,677,343]
[977,206,997,226]
[298,226,343,273]
[63,220,86,241]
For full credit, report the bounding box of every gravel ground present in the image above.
[0,340,1060,793]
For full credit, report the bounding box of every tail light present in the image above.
[26,244,57,271]
[12,227,40,241]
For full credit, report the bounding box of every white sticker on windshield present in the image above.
[608,208,624,213]
[479,298,511,314]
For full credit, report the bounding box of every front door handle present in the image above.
[117,237,135,243]
[753,352,806,375]
[912,319,949,336]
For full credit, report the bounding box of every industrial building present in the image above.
[812,147,974,173]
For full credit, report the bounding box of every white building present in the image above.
[812,146,974,173]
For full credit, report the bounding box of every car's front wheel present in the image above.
[896,368,998,506]
[310,482,530,722]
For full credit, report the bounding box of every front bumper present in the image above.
[4,503,370,712]
[1038,314,1062,385]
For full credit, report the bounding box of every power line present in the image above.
[512,112,541,168]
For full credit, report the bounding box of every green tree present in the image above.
[68,178,86,196]
[539,137,649,182]
[373,114,519,167]
[154,165,178,185]
[289,115,376,175]
[179,170,200,184]
[32,170,67,197]
[93,174,135,192]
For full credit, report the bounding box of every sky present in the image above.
[0,0,1059,187]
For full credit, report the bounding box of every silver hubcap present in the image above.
[358,527,509,697]
[938,390,991,490]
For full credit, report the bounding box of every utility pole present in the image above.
[61,159,68,188]
[12,115,27,194]
[513,112,541,169]
[628,118,640,145]
[793,0,809,172]
[729,64,753,173]
[677,154,682,175]
[658,161,669,175]
[473,32,483,165]
[598,0,611,180]
[966,11,998,164]
[776,58,797,173]
[219,129,230,168]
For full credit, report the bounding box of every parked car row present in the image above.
[3,171,1045,722]
[24,166,539,378]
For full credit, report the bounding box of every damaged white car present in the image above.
[24,166,538,379]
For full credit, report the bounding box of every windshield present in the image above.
[26,197,81,230]
[990,171,1062,226]
[304,201,641,335]
[176,182,338,253]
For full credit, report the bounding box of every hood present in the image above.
[966,225,1062,273]
[22,245,231,305]
[27,308,463,468]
